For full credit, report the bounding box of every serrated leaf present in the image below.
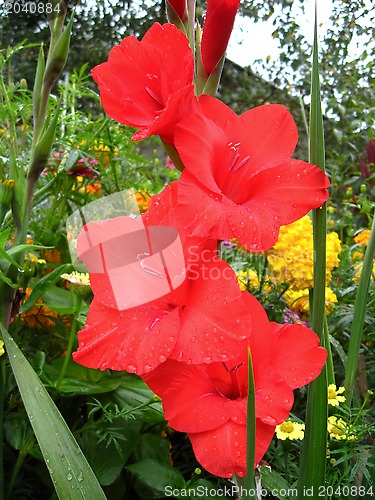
[0,323,106,499]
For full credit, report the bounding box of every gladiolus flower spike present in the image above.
[143,293,327,478]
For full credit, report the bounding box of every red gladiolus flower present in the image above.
[143,293,327,477]
[172,96,330,251]
[72,214,251,374]
[200,0,240,76]
[91,23,197,143]
[166,0,187,21]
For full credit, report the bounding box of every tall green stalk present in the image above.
[345,212,375,401]
[234,348,258,499]
[297,4,328,496]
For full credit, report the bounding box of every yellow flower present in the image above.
[327,416,354,441]
[135,190,152,213]
[276,420,305,440]
[236,269,259,291]
[327,384,346,406]
[284,287,337,315]
[61,271,91,296]
[267,216,341,290]
[0,340,4,357]
[354,229,371,247]
[353,261,375,284]
[61,271,90,287]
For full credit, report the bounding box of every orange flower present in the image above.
[21,288,58,330]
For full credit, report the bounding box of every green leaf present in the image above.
[20,263,72,313]
[43,285,75,314]
[44,358,123,395]
[7,243,53,256]
[260,466,291,500]
[0,227,11,249]
[183,479,227,500]
[81,421,140,486]
[132,434,171,465]
[297,4,328,494]
[0,323,106,499]
[110,374,164,422]
[126,459,185,495]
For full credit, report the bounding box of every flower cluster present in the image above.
[72,6,329,478]
[267,215,341,290]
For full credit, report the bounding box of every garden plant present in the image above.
[0,0,374,498]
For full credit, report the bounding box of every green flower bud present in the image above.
[43,15,74,88]
[0,179,15,207]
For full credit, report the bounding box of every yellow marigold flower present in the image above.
[352,250,364,262]
[236,269,259,291]
[0,340,4,357]
[21,287,58,330]
[267,216,341,290]
[276,420,305,440]
[284,287,337,315]
[328,384,346,406]
[353,261,375,284]
[354,229,371,247]
[135,190,152,213]
[327,416,353,441]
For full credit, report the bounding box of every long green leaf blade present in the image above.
[297,2,328,495]
[0,323,106,499]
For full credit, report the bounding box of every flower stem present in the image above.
[55,291,83,390]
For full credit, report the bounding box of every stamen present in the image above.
[145,86,163,106]
[233,155,250,173]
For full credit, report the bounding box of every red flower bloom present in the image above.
[172,96,330,251]
[91,23,197,143]
[143,293,327,477]
[72,214,251,374]
[200,0,240,76]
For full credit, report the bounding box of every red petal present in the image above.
[171,259,251,363]
[132,85,198,143]
[270,324,328,389]
[174,113,229,193]
[92,23,193,137]
[72,299,179,375]
[143,360,244,432]
[189,420,275,478]
[200,0,240,76]
[175,170,231,239]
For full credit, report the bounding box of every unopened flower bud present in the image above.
[43,15,73,87]
[360,184,367,195]
[20,78,27,89]
[0,179,15,207]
